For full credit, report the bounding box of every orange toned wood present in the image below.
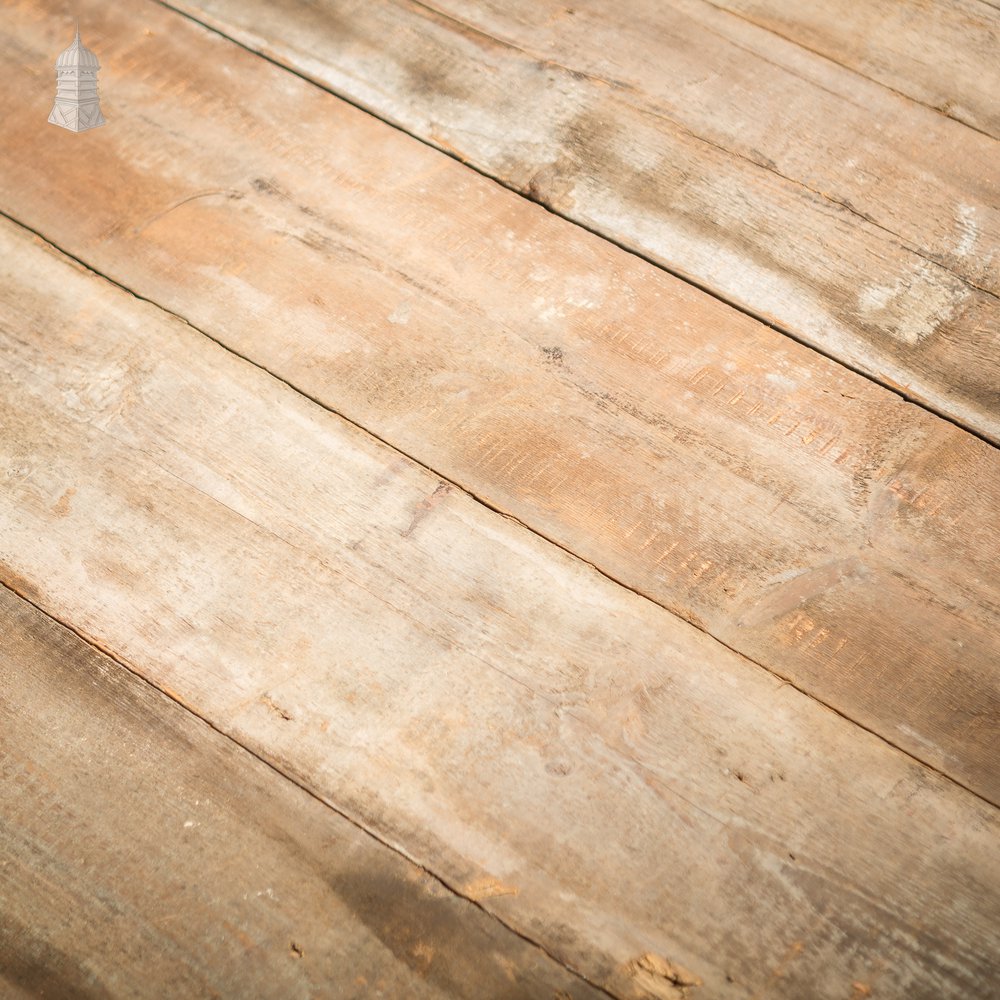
[3,217,1000,1000]
[1,0,997,802]
[166,0,1000,442]
[0,586,606,1000]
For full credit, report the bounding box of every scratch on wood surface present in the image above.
[260,694,294,721]
[955,204,978,259]
[401,481,452,537]
[463,876,520,900]
[740,556,869,630]
[132,190,244,235]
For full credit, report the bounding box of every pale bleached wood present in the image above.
[2,210,1000,1000]
[705,0,1000,140]
[0,586,605,1000]
[2,0,999,801]
[163,0,1000,441]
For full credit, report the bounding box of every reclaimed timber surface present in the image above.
[705,0,1000,140]
[163,0,1000,442]
[3,214,1000,1000]
[2,0,999,802]
[0,587,604,1000]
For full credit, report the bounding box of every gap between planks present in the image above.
[409,0,1000,303]
[149,0,1000,453]
[4,204,996,817]
[0,575,619,1000]
[699,0,1000,142]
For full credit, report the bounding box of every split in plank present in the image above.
[0,586,606,1000]
[161,0,1000,441]
[2,214,1000,1000]
[3,0,999,800]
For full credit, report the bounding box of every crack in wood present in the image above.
[0,577,619,1000]
[403,0,999,304]
[1,206,995,817]
[698,0,1000,142]
[146,0,1000,449]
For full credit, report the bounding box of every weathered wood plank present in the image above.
[2,0,999,801]
[0,586,606,1000]
[164,0,1000,441]
[2,214,1000,999]
[704,0,1000,140]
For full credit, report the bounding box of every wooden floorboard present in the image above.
[703,0,1000,139]
[3,2,999,996]
[160,0,1000,442]
[2,216,999,999]
[0,586,603,1000]
[2,0,998,801]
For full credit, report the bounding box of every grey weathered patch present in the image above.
[857,261,969,346]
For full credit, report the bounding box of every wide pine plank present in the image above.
[162,0,1000,441]
[2,215,1000,999]
[2,0,999,801]
[0,587,605,1000]
[707,0,1000,139]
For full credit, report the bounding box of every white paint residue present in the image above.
[765,372,797,391]
[956,203,978,258]
[533,296,563,323]
[564,273,605,310]
[387,301,411,326]
[60,361,131,429]
[857,261,968,346]
[530,263,557,282]
[857,284,893,313]
[897,724,937,752]
[579,175,862,362]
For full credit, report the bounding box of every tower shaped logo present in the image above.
[49,27,106,132]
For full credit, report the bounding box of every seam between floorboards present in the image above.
[0,577,620,1000]
[406,0,1000,305]
[697,0,1000,142]
[150,0,1000,450]
[3,204,997,817]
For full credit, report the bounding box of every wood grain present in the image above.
[1,0,998,801]
[705,0,1000,140]
[2,210,1000,999]
[160,0,1000,441]
[0,586,605,1000]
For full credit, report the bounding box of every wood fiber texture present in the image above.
[1,215,999,999]
[705,0,1000,139]
[1,0,998,801]
[165,0,1000,441]
[2,2,999,997]
[0,587,606,1000]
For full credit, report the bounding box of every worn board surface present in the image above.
[163,0,1000,441]
[706,0,1000,140]
[0,586,606,1000]
[2,215,1000,999]
[2,0,999,801]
